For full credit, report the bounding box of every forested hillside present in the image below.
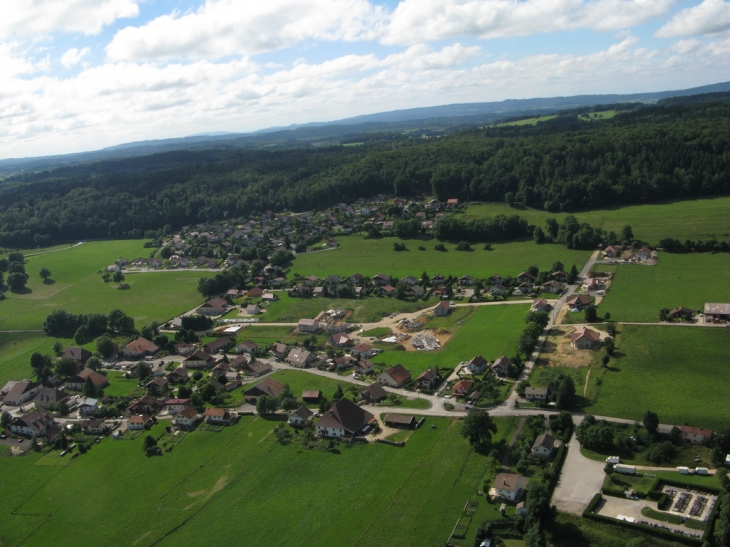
[1,98,729,247]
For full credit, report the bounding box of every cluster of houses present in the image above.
[488,270,567,298]
[602,245,657,264]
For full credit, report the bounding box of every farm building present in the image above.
[316,398,375,438]
[384,414,416,428]
[704,303,730,323]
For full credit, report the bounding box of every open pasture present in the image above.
[465,196,730,245]
[588,325,730,430]
[375,303,530,377]
[598,253,730,323]
[290,236,589,280]
[5,416,514,547]
[0,240,211,331]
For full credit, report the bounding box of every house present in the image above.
[203,407,237,425]
[245,304,261,315]
[415,368,440,390]
[668,306,693,320]
[452,379,474,397]
[566,295,592,310]
[313,286,324,297]
[244,361,273,377]
[203,337,231,354]
[62,346,92,366]
[164,398,192,414]
[332,355,356,371]
[66,369,109,391]
[328,332,352,348]
[490,284,508,296]
[2,381,42,406]
[173,406,200,429]
[380,285,396,297]
[552,271,568,283]
[401,275,418,286]
[384,414,416,428]
[262,293,278,302]
[541,280,563,294]
[303,275,319,286]
[636,246,652,261]
[372,273,391,287]
[681,425,713,444]
[433,301,451,317]
[168,367,190,384]
[77,397,99,417]
[531,299,550,313]
[492,473,527,502]
[570,327,602,350]
[492,356,511,377]
[271,342,289,357]
[145,376,169,395]
[247,286,264,298]
[583,278,605,291]
[446,198,459,207]
[532,432,560,458]
[287,348,317,368]
[119,337,160,359]
[351,343,374,359]
[409,285,426,298]
[80,419,107,434]
[431,274,445,284]
[298,318,320,333]
[32,388,71,409]
[244,377,284,404]
[458,275,475,286]
[316,398,375,438]
[704,302,730,322]
[516,502,528,517]
[127,395,162,415]
[237,340,259,354]
[127,415,152,430]
[10,407,55,437]
[517,271,537,284]
[324,275,341,285]
[465,356,489,374]
[302,390,322,403]
[288,406,314,427]
[198,297,229,315]
[361,383,388,403]
[378,364,412,388]
[183,350,217,369]
[524,387,548,402]
[603,245,620,258]
[172,342,196,356]
[354,359,375,376]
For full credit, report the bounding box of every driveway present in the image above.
[551,420,606,515]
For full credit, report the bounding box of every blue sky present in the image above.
[1,0,730,159]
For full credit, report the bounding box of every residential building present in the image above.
[298,318,320,333]
[532,433,560,458]
[681,425,713,444]
[173,406,200,429]
[11,407,55,437]
[378,364,412,388]
[415,368,440,390]
[570,327,602,350]
[288,406,314,427]
[351,343,374,359]
[452,379,474,397]
[164,398,192,414]
[316,398,375,438]
[203,337,231,354]
[465,355,489,374]
[2,381,42,406]
[203,408,237,425]
[492,356,511,377]
[197,297,228,315]
[119,337,160,359]
[32,388,71,409]
[360,383,388,403]
[127,415,151,430]
[492,473,527,502]
[244,378,284,404]
[524,387,548,402]
[433,301,451,317]
[287,348,317,368]
[183,350,217,369]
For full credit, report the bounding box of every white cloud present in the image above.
[106,0,383,61]
[381,0,676,44]
[61,47,90,68]
[656,0,730,37]
[1,0,139,39]
[670,38,702,53]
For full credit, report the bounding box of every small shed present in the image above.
[384,414,416,429]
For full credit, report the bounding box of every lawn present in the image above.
[0,332,59,386]
[103,371,143,398]
[5,416,517,547]
[375,304,530,377]
[0,240,212,331]
[597,253,730,322]
[259,293,436,323]
[587,325,730,429]
[265,369,357,403]
[290,236,590,280]
[465,195,730,245]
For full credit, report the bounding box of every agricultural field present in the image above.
[290,236,589,280]
[598,253,730,323]
[0,240,212,331]
[464,196,730,245]
[0,332,59,386]
[3,416,516,547]
[587,325,730,430]
[375,304,530,377]
[490,114,558,127]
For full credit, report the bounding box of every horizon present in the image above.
[2,0,730,159]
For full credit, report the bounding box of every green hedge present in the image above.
[583,512,703,545]
[584,493,603,514]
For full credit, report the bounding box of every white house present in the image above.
[173,406,200,429]
[492,473,527,502]
[288,406,314,427]
[532,433,560,458]
[465,355,489,374]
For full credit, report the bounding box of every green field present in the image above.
[0,332,59,386]
[491,114,558,127]
[290,236,589,279]
[587,325,730,429]
[465,196,730,245]
[2,416,516,547]
[375,304,530,377]
[598,253,730,322]
[266,369,357,402]
[0,240,212,331]
[578,110,617,121]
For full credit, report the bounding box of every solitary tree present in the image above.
[584,305,598,323]
[113,271,125,285]
[0,410,11,428]
[643,410,660,436]
[621,225,634,242]
[52,340,63,355]
[460,408,497,453]
[96,335,116,358]
[556,377,576,410]
[39,267,52,282]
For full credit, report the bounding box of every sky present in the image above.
[2,0,730,159]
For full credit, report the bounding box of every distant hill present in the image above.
[1,80,729,176]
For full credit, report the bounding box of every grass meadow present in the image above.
[0,240,211,331]
[375,304,530,377]
[290,236,589,280]
[587,325,730,429]
[465,196,730,245]
[598,253,730,322]
[4,416,516,547]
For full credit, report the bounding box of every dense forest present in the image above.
[1,96,729,247]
